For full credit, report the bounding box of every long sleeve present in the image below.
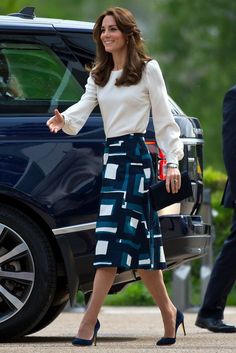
[146,60,184,164]
[62,74,98,135]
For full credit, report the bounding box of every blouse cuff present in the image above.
[166,154,179,165]
[62,113,79,135]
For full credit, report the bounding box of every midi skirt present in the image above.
[93,133,167,270]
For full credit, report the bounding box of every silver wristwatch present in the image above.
[167,163,178,168]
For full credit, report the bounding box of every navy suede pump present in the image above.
[156,309,186,346]
[72,319,100,346]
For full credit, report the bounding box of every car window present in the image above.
[0,43,84,114]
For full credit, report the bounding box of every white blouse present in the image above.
[62,59,184,164]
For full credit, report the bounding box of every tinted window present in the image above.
[0,43,84,114]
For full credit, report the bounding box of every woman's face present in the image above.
[100,15,127,55]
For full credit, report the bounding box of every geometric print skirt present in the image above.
[93,133,167,271]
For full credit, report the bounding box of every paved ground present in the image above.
[2,307,236,353]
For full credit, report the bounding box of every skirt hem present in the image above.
[93,263,167,271]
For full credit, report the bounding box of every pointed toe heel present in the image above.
[156,309,186,346]
[156,337,176,346]
[72,319,100,346]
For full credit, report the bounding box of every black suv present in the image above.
[0,7,211,339]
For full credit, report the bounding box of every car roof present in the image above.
[0,14,94,31]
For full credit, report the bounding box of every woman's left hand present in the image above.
[165,167,181,193]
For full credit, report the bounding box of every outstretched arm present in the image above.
[46,73,98,135]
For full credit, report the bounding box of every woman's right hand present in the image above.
[46,109,65,133]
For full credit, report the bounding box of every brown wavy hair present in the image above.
[92,7,151,87]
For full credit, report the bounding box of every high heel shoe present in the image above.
[72,319,100,346]
[156,309,186,346]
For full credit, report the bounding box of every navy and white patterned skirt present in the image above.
[94,133,167,270]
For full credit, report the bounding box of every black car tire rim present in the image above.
[0,222,35,323]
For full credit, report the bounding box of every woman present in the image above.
[47,7,185,347]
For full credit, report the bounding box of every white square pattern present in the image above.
[160,246,166,263]
[138,177,144,193]
[126,254,132,266]
[95,240,108,255]
[104,163,118,180]
[100,204,113,216]
[144,168,151,179]
[130,217,139,229]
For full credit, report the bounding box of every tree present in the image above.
[151,0,236,169]
[0,0,18,14]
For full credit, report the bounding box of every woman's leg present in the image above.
[77,267,117,339]
[137,269,177,337]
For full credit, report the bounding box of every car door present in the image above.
[0,25,104,229]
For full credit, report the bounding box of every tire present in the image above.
[0,204,57,340]
[27,298,69,335]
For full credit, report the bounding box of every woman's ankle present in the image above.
[77,320,96,339]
